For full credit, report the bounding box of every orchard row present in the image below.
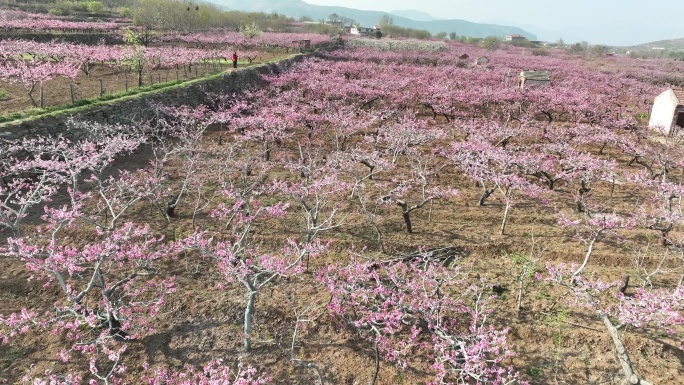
[0,30,334,110]
[0,39,261,108]
[0,9,123,33]
[1,43,683,384]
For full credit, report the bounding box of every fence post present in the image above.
[70,80,75,103]
[98,78,104,97]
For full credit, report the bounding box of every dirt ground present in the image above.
[2,113,684,385]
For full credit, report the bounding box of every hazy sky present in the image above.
[304,0,684,45]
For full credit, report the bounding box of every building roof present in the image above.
[673,89,684,104]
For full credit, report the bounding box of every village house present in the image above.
[349,25,381,37]
[505,34,526,41]
[648,88,684,135]
[517,70,550,89]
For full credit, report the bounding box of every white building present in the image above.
[649,88,684,136]
[349,26,380,36]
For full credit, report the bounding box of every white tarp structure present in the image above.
[649,88,684,136]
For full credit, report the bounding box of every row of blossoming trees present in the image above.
[0,36,266,109]
[0,9,124,33]
[1,41,684,384]
[0,7,334,50]
[0,9,332,50]
[0,27,332,110]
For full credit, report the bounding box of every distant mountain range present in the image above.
[388,9,439,22]
[212,0,537,40]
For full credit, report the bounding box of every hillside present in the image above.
[213,0,537,39]
[389,9,439,21]
[629,37,684,50]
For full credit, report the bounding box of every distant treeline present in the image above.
[2,0,304,33]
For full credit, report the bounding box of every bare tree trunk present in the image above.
[598,304,652,385]
[618,276,630,294]
[39,81,44,108]
[166,194,179,217]
[370,340,380,385]
[359,160,375,180]
[572,235,599,281]
[70,80,75,103]
[290,310,324,385]
[243,282,257,352]
[479,186,496,206]
[402,210,413,234]
[264,141,270,162]
[26,82,37,107]
[516,275,524,311]
[501,200,510,235]
[357,195,385,253]
[396,201,412,234]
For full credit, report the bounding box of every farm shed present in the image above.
[296,39,311,51]
[518,70,550,89]
[648,88,684,136]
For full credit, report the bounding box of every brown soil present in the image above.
[1,100,683,384]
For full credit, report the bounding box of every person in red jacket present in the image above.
[231,51,238,69]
